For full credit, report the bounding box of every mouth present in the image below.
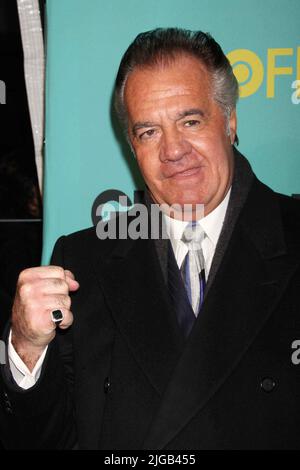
[166,166,202,180]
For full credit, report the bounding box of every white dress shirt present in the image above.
[164,188,231,276]
[8,330,48,389]
[9,188,231,389]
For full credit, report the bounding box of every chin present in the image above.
[150,188,206,208]
[171,191,206,207]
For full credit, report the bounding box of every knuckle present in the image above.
[54,295,70,309]
[64,296,71,309]
[62,280,69,291]
[18,268,31,283]
[53,266,65,277]
[65,270,75,280]
[47,265,65,278]
[18,282,32,298]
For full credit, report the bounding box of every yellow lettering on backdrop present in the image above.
[227,49,264,98]
[267,48,293,98]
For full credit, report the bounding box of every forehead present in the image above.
[123,55,213,116]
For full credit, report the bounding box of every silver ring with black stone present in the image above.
[51,309,64,325]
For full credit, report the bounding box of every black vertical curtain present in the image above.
[0,0,43,340]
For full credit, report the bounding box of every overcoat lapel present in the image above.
[91,232,185,397]
[142,180,300,449]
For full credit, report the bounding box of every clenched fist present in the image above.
[11,266,80,371]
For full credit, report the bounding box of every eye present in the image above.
[138,128,156,140]
[184,119,200,127]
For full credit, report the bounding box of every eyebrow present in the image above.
[131,108,205,136]
[176,108,205,119]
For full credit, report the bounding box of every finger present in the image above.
[57,310,74,329]
[65,276,80,292]
[42,308,73,332]
[43,278,70,295]
[42,294,72,311]
[64,269,75,280]
[28,278,70,295]
[19,266,66,282]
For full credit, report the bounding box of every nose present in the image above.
[159,127,192,163]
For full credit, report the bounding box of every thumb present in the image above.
[65,275,80,292]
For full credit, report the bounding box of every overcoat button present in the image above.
[261,377,276,392]
[104,377,111,394]
[5,405,12,415]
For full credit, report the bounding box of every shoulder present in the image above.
[63,225,98,244]
[257,180,300,243]
[57,225,119,259]
[276,192,300,223]
[249,177,300,225]
[53,211,134,263]
[239,177,300,256]
[275,192,300,243]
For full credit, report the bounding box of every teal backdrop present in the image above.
[43,0,300,263]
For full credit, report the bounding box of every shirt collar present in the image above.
[163,187,231,249]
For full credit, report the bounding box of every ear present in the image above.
[229,109,237,144]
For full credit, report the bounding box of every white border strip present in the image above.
[17,0,44,193]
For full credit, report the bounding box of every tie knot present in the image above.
[181,222,205,249]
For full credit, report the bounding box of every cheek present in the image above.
[136,153,161,187]
[191,132,221,154]
[192,133,230,169]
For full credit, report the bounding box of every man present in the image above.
[0,28,300,450]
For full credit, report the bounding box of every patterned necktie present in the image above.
[180,222,206,315]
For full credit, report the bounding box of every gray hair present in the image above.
[114,28,239,143]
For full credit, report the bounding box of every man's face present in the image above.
[124,55,237,217]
